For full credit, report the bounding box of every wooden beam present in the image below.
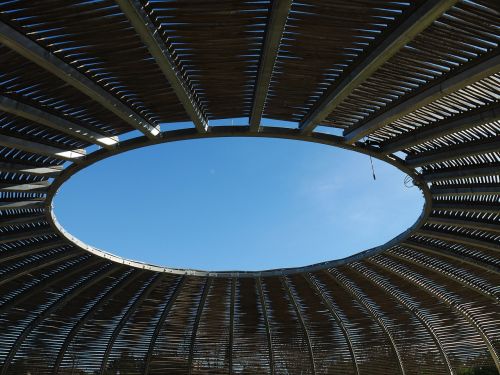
[0,239,67,264]
[0,226,53,245]
[387,252,498,302]
[422,165,500,182]
[432,202,500,214]
[257,277,274,375]
[228,277,236,375]
[416,229,500,253]
[0,200,45,211]
[0,263,118,375]
[350,263,453,375]
[0,134,85,161]
[0,180,51,192]
[0,250,78,288]
[0,96,118,149]
[116,0,209,133]
[430,185,500,196]
[303,273,360,375]
[344,55,500,143]
[367,256,500,372]
[0,22,159,139]
[99,273,163,375]
[249,0,292,131]
[0,213,46,228]
[326,269,406,375]
[282,276,316,374]
[402,240,500,274]
[406,138,500,167]
[382,106,500,154]
[143,275,185,375]
[52,270,141,374]
[0,255,99,316]
[299,0,458,134]
[0,161,63,177]
[187,278,211,375]
[426,217,500,234]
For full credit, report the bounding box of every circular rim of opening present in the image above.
[46,126,431,277]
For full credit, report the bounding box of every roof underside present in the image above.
[0,0,499,374]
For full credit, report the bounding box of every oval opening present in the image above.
[54,137,424,271]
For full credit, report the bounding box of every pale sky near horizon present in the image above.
[54,124,423,271]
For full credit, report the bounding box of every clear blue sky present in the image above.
[54,129,423,271]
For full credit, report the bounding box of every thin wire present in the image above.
[366,136,376,180]
[369,154,376,180]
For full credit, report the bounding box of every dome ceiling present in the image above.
[0,0,499,374]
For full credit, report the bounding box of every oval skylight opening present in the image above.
[54,137,424,271]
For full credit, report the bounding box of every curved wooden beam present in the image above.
[382,105,500,154]
[300,0,458,134]
[257,277,275,374]
[0,263,118,375]
[116,0,208,133]
[0,96,118,149]
[0,21,160,139]
[143,275,185,375]
[344,55,500,144]
[187,278,211,374]
[52,270,141,374]
[249,0,292,130]
[367,256,500,372]
[326,269,406,375]
[303,273,360,375]
[349,262,454,375]
[282,276,316,374]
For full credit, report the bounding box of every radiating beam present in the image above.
[406,138,500,167]
[0,134,85,161]
[299,0,458,134]
[426,217,500,235]
[257,277,274,375]
[402,240,500,274]
[416,229,500,253]
[116,0,208,133]
[188,278,211,375]
[368,256,500,372]
[0,213,46,228]
[52,270,140,373]
[0,21,160,139]
[0,96,118,149]
[0,263,117,375]
[344,55,500,144]
[99,273,161,374]
[249,0,292,130]
[326,269,406,375]
[0,255,99,316]
[432,202,500,214]
[143,275,185,375]
[382,106,500,154]
[0,161,63,177]
[282,276,316,374]
[0,180,51,192]
[0,226,53,245]
[0,239,67,264]
[430,185,500,196]
[0,250,78,288]
[0,200,45,211]
[303,273,360,375]
[350,263,453,375]
[229,277,236,375]
[387,251,498,302]
[422,164,500,182]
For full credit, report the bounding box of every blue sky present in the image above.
[54,132,423,271]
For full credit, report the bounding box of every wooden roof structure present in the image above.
[0,0,499,373]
